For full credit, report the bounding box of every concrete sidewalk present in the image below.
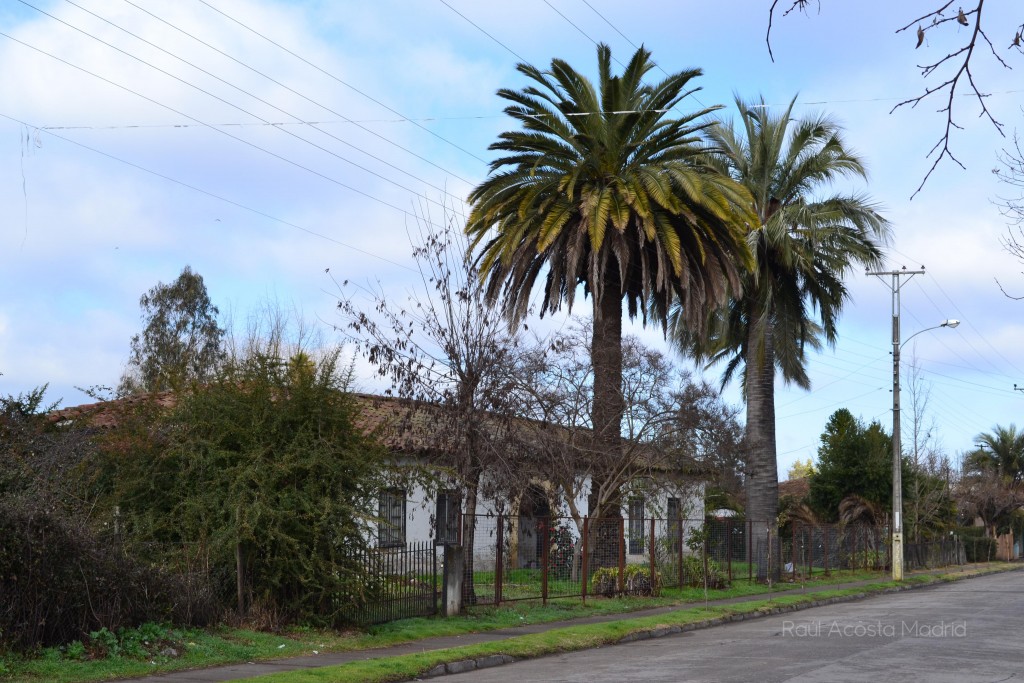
[121,564,1019,682]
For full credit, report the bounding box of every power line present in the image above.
[777,386,885,420]
[0,30,450,223]
[435,0,526,63]
[886,244,1024,377]
[195,0,487,164]
[116,0,477,187]
[571,0,711,111]
[0,111,419,273]
[929,276,1024,377]
[20,1,466,211]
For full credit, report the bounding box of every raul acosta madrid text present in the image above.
[781,619,967,638]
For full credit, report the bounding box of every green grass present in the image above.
[233,569,998,683]
[1,562,1015,683]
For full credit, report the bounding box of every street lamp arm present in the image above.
[899,319,960,350]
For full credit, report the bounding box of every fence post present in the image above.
[791,523,798,581]
[823,526,830,575]
[725,518,732,583]
[433,542,439,616]
[677,518,684,588]
[649,517,657,594]
[495,513,504,606]
[542,517,550,606]
[581,517,589,605]
[618,517,625,595]
[806,526,813,579]
[748,519,753,583]
[443,544,464,617]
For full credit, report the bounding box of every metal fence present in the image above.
[459,515,910,606]
[348,518,974,622]
[348,541,442,625]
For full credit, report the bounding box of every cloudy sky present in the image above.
[2,0,1022,478]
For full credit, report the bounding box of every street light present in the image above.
[891,318,959,581]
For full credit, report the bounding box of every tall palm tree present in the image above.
[673,96,890,573]
[970,424,1024,485]
[466,44,754,518]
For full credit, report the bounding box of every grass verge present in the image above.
[1,563,1015,683]
[232,563,1019,683]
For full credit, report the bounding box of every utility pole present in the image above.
[867,266,925,581]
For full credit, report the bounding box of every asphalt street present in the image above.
[445,570,1024,682]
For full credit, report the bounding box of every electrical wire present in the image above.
[18,1,467,212]
[195,0,487,163]
[0,110,420,273]
[0,31,452,223]
[116,0,477,187]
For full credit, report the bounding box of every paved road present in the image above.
[447,570,1023,682]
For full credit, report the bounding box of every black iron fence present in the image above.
[347,541,441,625]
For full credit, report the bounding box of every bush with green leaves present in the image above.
[590,564,662,597]
[679,555,729,588]
[96,331,389,626]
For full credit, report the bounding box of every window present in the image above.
[378,489,406,547]
[667,497,682,552]
[628,497,645,555]
[435,490,460,545]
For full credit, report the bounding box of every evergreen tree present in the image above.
[808,409,894,522]
[119,266,225,395]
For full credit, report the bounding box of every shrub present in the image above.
[547,521,576,580]
[0,496,215,653]
[680,555,729,589]
[590,564,661,597]
[956,527,997,562]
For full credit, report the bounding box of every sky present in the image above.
[1,0,1023,479]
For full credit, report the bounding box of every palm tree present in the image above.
[466,44,754,519]
[673,95,890,575]
[969,425,1024,485]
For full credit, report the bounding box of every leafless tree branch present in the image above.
[767,1,1022,195]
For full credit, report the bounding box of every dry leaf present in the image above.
[916,25,925,48]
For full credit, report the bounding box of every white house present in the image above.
[355,394,708,571]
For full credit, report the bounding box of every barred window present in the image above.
[435,490,460,545]
[378,489,406,547]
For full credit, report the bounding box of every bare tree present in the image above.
[332,198,530,602]
[994,132,1024,297]
[515,323,741,570]
[903,354,956,541]
[957,469,1024,538]
[767,1,1023,194]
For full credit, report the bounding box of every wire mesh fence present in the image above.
[347,516,975,623]
[456,515,939,606]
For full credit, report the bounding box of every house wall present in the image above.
[371,476,706,573]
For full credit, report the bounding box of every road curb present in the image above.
[409,564,1021,681]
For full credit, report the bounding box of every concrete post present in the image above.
[444,544,464,617]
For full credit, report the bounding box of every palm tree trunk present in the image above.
[588,266,624,570]
[744,309,780,581]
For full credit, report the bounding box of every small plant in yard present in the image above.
[680,555,729,589]
[46,623,191,663]
[547,520,576,580]
[590,565,662,597]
